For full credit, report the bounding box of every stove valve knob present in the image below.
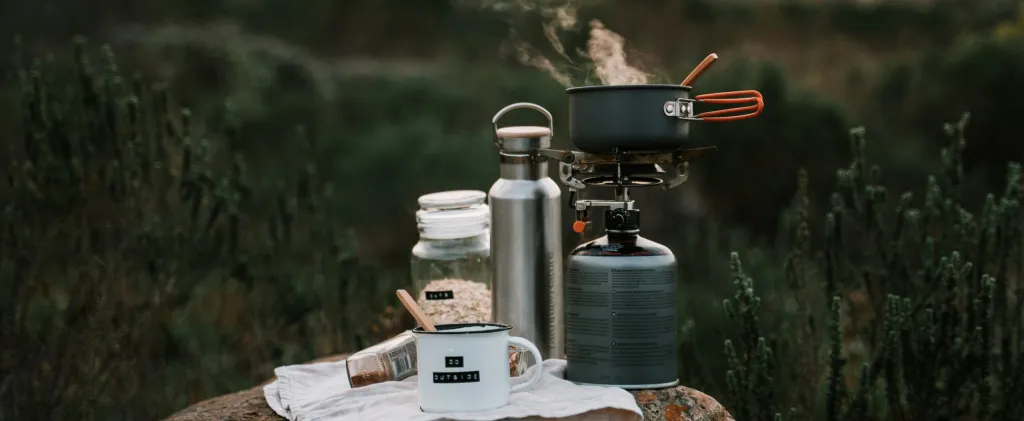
[608,212,627,228]
[572,219,588,234]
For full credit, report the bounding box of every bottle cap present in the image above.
[495,126,551,153]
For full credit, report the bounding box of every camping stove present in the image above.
[489,52,763,388]
[531,146,716,389]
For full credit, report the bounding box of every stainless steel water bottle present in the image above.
[488,103,564,360]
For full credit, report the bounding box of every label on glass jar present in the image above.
[424,290,455,300]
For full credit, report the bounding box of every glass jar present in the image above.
[410,190,492,325]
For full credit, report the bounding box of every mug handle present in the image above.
[508,336,544,393]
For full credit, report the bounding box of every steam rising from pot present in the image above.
[476,0,652,87]
[512,43,572,87]
[586,20,649,85]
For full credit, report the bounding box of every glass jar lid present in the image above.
[416,190,490,239]
[417,190,486,210]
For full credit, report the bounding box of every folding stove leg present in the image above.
[662,162,690,190]
[559,161,586,190]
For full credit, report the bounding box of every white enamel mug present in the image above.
[413,323,544,413]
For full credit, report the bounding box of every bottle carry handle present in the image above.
[491,102,554,147]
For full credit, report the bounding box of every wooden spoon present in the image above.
[681,53,719,87]
[396,289,437,332]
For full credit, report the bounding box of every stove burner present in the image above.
[580,175,664,187]
[542,146,716,192]
[533,145,718,233]
[588,163,665,176]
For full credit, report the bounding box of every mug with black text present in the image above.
[413,323,544,413]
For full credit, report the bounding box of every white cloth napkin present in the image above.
[264,358,642,421]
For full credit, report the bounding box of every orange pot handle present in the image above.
[693,90,764,122]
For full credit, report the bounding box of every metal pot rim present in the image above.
[565,84,693,93]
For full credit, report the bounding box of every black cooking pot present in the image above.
[566,84,763,153]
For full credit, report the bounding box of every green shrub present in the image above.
[0,38,408,421]
[718,114,1024,420]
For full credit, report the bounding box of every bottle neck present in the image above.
[499,154,547,180]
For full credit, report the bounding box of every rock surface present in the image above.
[162,354,734,421]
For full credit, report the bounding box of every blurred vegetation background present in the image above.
[2,0,1024,420]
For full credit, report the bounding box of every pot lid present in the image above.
[495,125,551,152]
